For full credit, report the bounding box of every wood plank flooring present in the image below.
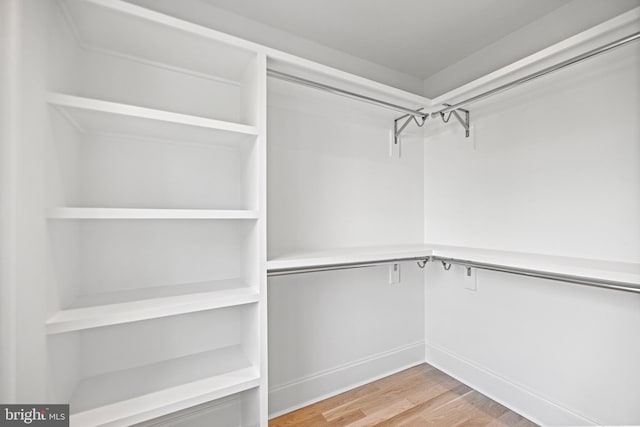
[269,364,538,427]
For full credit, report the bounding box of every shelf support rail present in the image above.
[423,256,640,294]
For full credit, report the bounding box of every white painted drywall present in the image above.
[423,39,640,425]
[266,78,426,416]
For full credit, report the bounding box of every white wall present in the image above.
[266,78,426,416]
[423,39,640,425]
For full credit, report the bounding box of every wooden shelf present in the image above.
[70,346,260,427]
[48,93,258,144]
[268,245,434,272]
[48,207,259,220]
[47,279,258,334]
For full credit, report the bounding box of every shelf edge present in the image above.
[47,93,259,136]
[46,290,260,335]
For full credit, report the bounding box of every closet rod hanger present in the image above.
[267,69,428,118]
[432,31,640,116]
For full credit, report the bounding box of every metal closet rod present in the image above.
[267,32,639,120]
[266,69,428,118]
[431,256,640,294]
[433,31,640,116]
[267,256,640,294]
[267,256,429,277]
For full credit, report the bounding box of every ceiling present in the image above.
[201,0,573,80]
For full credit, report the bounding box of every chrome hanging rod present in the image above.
[267,69,428,118]
[267,254,640,294]
[432,31,640,117]
[430,256,640,294]
[267,255,430,277]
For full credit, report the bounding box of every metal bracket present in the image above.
[393,109,428,145]
[437,104,470,138]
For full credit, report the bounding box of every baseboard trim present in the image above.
[426,343,598,426]
[268,341,425,419]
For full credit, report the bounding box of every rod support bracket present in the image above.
[393,110,428,145]
[437,104,470,138]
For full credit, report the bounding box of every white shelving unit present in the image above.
[43,0,267,425]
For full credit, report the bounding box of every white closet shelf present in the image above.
[70,346,259,427]
[48,93,258,144]
[48,207,259,220]
[47,279,258,334]
[61,0,257,81]
[427,244,640,286]
[267,245,434,271]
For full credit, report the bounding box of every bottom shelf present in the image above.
[70,346,260,426]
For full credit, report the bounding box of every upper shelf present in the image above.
[48,93,258,144]
[60,0,257,82]
[267,245,434,273]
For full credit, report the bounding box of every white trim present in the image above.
[0,0,20,403]
[268,341,425,418]
[425,343,598,427]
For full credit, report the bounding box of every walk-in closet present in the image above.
[1,0,639,426]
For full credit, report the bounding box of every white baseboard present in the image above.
[425,343,598,427]
[268,341,425,418]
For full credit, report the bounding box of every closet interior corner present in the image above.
[4,1,639,426]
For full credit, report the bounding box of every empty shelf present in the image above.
[48,93,258,145]
[70,346,259,426]
[47,279,258,334]
[61,0,256,82]
[48,207,259,220]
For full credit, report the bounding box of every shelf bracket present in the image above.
[438,104,470,138]
[393,109,428,147]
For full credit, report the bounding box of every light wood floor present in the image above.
[269,364,538,427]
